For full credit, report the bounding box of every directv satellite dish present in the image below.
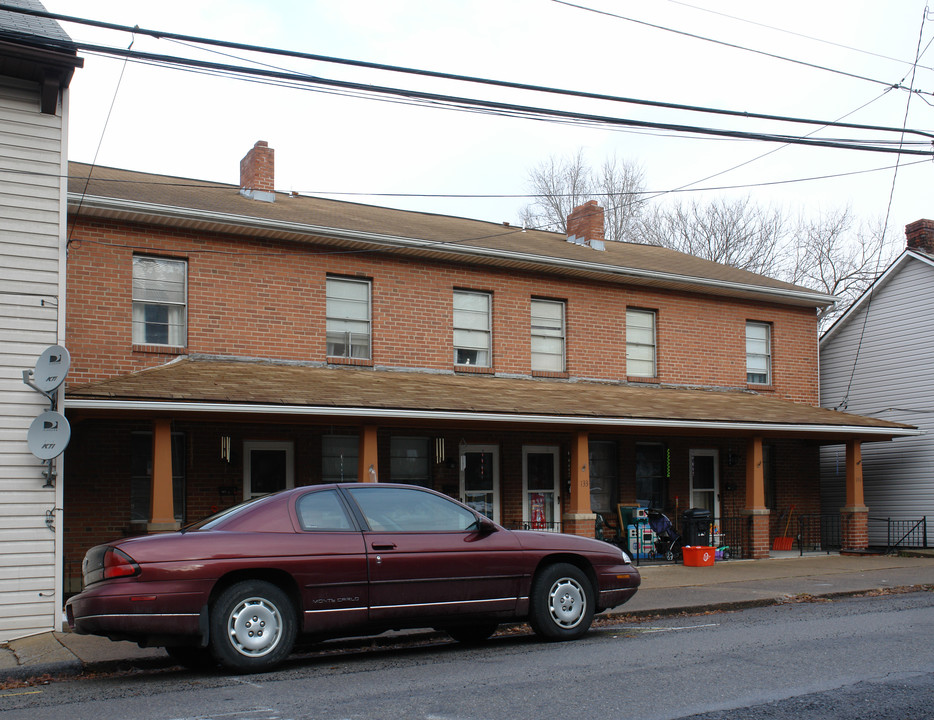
[32,345,70,394]
[27,411,71,460]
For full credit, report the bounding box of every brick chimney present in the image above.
[906,219,934,254]
[239,140,275,203]
[566,200,605,251]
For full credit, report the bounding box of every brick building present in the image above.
[61,141,913,591]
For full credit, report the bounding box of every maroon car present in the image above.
[66,483,640,671]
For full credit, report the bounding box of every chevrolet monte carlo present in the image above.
[67,483,640,671]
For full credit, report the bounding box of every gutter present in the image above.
[64,398,919,437]
[69,194,836,308]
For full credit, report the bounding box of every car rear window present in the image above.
[296,489,355,531]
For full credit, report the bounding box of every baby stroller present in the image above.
[648,509,683,561]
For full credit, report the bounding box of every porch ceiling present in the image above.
[64,358,916,442]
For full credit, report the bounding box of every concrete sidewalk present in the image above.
[2,552,933,680]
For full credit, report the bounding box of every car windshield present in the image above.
[182,495,269,531]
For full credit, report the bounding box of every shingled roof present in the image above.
[67,162,835,308]
[65,358,914,441]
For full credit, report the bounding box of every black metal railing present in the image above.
[869,516,928,553]
[796,513,841,555]
[507,521,563,533]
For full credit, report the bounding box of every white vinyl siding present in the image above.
[531,299,565,372]
[746,321,771,385]
[820,255,934,545]
[0,76,66,639]
[453,290,491,367]
[626,309,656,377]
[132,256,187,346]
[326,277,371,359]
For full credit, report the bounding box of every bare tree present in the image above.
[788,208,898,328]
[637,196,789,277]
[520,150,646,241]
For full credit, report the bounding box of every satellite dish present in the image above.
[32,345,71,394]
[27,411,71,460]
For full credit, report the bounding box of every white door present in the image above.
[243,441,294,500]
[459,444,500,523]
[522,445,560,530]
[689,449,719,514]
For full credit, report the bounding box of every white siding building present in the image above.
[820,223,934,548]
[0,0,80,640]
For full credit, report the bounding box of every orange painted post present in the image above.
[358,425,379,482]
[742,435,770,558]
[841,439,869,551]
[563,431,595,537]
[149,419,177,531]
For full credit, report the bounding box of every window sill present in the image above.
[532,370,569,379]
[454,365,493,375]
[133,344,187,355]
[327,357,373,367]
[626,375,658,383]
[746,383,774,392]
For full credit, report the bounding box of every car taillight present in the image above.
[102,547,140,580]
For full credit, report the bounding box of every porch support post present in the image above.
[359,425,379,482]
[741,435,770,559]
[148,419,178,532]
[563,431,595,538]
[841,439,869,551]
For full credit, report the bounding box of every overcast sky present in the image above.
[40,0,934,243]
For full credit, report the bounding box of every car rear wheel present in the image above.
[529,563,595,641]
[210,580,296,672]
[444,622,499,645]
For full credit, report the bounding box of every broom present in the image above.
[772,504,795,551]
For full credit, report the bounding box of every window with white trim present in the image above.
[326,277,371,359]
[746,321,771,384]
[531,299,565,372]
[132,256,187,346]
[626,309,656,377]
[453,290,491,367]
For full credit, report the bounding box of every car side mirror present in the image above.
[476,515,497,535]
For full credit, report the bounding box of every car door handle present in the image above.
[371,543,396,550]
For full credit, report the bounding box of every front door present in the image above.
[243,441,294,500]
[522,445,560,531]
[459,444,500,523]
[689,449,719,514]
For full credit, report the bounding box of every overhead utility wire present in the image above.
[552,0,928,93]
[39,42,934,156]
[2,4,934,140]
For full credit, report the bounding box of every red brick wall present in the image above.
[65,218,819,404]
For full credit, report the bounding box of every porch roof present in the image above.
[64,358,916,442]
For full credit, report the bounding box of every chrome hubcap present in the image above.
[548,577,586,629]
[228,597,282,657]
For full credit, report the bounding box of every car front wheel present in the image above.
[209,580,297,672]
[529,563,595,641]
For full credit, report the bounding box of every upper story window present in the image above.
[453,290,491,367]
[326,277,371,359]
[531,299,566,372]
[132,256,187,346]
[746,321,771,385]
[626,308,656,378]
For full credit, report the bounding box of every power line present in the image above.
[2,3,934,140]
[552,0,930,93]
[46,42,934,156]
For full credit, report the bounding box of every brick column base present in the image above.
[562,513,597,538]
[841,506,869,552]
[741,509,771,559]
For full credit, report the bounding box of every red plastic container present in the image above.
[682,546,715,567]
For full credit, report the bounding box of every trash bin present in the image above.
[681,508,711,546]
